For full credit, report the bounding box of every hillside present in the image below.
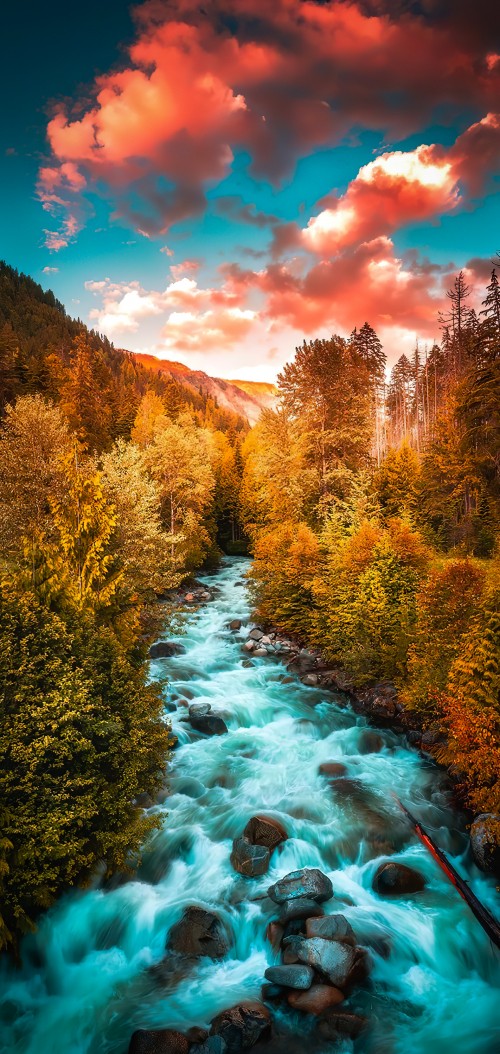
[0,262,249,439]
[132,352,276,425]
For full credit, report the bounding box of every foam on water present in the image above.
[1,557,499,1054]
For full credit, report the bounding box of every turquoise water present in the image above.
[1,557,499,1053]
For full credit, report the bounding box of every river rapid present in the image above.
[1,557,499,1054]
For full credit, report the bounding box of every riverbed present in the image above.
[1,557,499,1054]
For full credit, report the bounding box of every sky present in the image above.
[2,0,500,381]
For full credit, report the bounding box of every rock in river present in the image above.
[305,914,356,946]
[128,1030,189,1054]
[189,703,212,718]
[210,1002,271,1052]
[279,897,325,923]
[243,814,287,850]
[268,868,333,904]
[230,836,270,878]
[295,937,358,988]
[228,619,242,631]
[191,1039,227,1054]
[287,984,345,1014]
[189,713,228,736]
[149,642,185,659]
[167,906,230,958]
[265,964,314,989]
[373,861,426,895]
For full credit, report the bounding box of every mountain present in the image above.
[132,352,277,425]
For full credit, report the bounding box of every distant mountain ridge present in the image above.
[132,352,277,425]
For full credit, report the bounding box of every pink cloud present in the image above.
[37,1,500,242]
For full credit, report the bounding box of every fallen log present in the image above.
[394,796,500,951]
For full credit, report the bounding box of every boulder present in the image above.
[470,814,500,877]
[149,642,185,659]
[305,915,356,946]
[302,674,318,686]
[317,1012,367,1040]
[318,762,347,779]
[358,730,384,754]
[184,593,195,603]
[230,836,270,878]
[253,648,268,657]
[287,984,345,1015]
[295,937,358,988]
[229,620,242,631]
[243,815,287,851]
[248,629,264,642]
[260,635,273,646]
[268,868,333,904]
[128,1030,189,1054]
[244,641,255,652]
[373,861,425,895]
[167,906,230,958]
[191,1039,227,1054]
[189,703,212,718]
[189,713,228,736]
[264,964,314,989]
[279,897,325,924]
[210,1002,271,1052]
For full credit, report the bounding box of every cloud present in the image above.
[37,0,500,243]
[42,266,59,274]
[225,236,447,344]
[214,195,279,228]
[85,271,257,349]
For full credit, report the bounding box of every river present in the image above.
[1,557,499,1054]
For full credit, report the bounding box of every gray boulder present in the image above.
[305,914,356,946]
[189,703,212,718]
[373,862,425,895]
[268,868,333,904]
[230,836,270,878]
[295,936,357,988]
[317,1012,368,1039]
[265,964,314,989]
[167,906,230,958]
[149,642,185,659]
[279,897,325,924]
[189,713,228,736]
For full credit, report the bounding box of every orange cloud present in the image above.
[37,1,500,244]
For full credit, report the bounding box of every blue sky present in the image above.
[2,1,500,379]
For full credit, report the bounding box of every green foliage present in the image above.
[313,519,429,683]
[404,559,485,717]
[0,581,172,953]
[376,441,421,523]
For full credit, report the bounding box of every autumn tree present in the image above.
[0,395,73,562]
[277,336,372,510]
[145,418,215,572]
[404,559,485,718]
[99,439,174,598]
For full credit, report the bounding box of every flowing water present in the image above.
[1,557,499,1054]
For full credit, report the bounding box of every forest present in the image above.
[0,257,499,955]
